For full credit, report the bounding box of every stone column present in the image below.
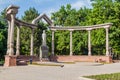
[69,29,74,56]
[52,30,55,55]
[9,14,15,56]
[6,20,11,55]
[16,26,20,56]
[105,27,109,56]
[87,28,92,56]
[30,29,34,56]
[4,5,19,67]
[88,30,91,56]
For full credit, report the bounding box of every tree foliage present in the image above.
[51,4,90,55]
[20,7,40,55]
[51,1,120,55]
[20,7,47,55]
[0,9,7,60]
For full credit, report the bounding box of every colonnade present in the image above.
[6,5,53,57]
[51,25,111,56]
[7,22,35,56]
[6,5,36,56]
[6,5,112,57]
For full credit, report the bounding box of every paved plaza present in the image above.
[0,62,120,80]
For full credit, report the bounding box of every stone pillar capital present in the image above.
[86,28,92,31]
[103,25,110,29]
[52,29,57,31]
[69,29,74,32]
[6,5,19,15]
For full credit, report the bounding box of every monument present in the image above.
[40,30,49,61]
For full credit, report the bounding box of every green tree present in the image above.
[82,0,120,55]
[21,7,40,55]
[20,7,47,55]
[0,9,7,60]
[51,1,120,56]
[51,4,89,55]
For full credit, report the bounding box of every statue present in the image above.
[39,30,49,61]
[42,30,46,46]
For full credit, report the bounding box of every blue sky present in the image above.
[0,0,92,18]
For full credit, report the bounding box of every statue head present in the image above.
[43,30,45,33]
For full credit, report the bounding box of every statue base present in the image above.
[40,45,49,59]
[4,55,17,67]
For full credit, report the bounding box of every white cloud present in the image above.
[72,1,84,9]
[71,0,92,9]
[42,0,92,18]
[43,8,57,18]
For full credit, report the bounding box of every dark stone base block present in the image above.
[40,45,49,58]
[4,55,17,67]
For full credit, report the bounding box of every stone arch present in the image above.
[32,13,53,26]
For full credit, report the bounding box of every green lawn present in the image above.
[0,61,4,66]
[84,73,120,80]
[28,62,64,67]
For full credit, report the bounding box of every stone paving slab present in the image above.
[0,62,120,80]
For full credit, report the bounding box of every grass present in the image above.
[58,61,75,64]
[84,73,120,80]
[0,61,4,66]
[28,62,64,67]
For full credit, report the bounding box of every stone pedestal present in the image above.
[4,55,17,67]
[40,45,49,61]
[40,45,49,58]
